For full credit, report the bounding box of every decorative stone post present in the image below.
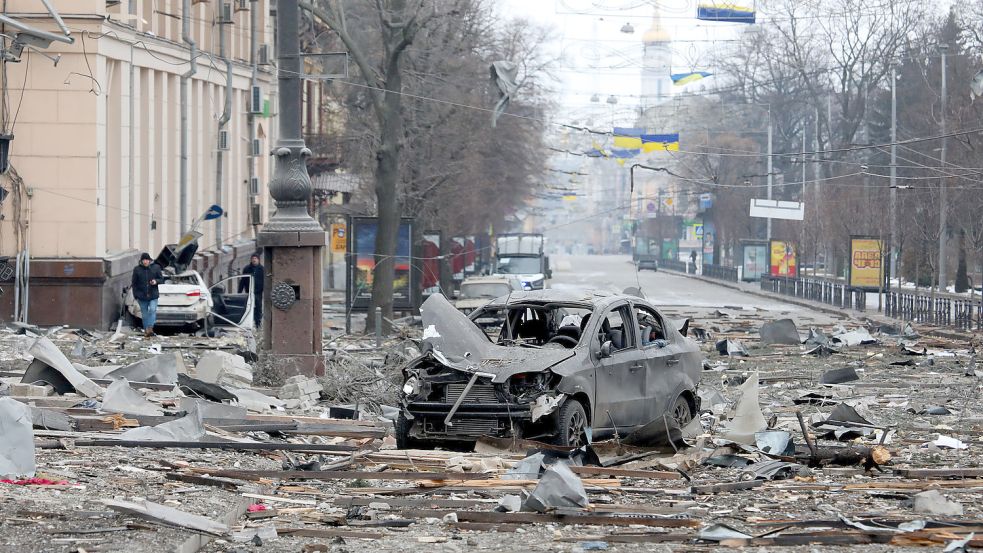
[257,0,325,377]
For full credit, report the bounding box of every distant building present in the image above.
[0,0,276,328]
[640,11,672,110]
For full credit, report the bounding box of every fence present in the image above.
[884,289,983,331]
[702,263,739,282]
[760,276,867,311]
[671,260,983,331]
[661,259,692,273]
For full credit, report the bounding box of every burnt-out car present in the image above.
[397,290,703,449]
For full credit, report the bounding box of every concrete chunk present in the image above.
[196,351,252,387]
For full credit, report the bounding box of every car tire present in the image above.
[396,413,431,450]
[671,395,693,426]
[553,399,588,448]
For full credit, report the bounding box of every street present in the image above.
[552,254,838,323]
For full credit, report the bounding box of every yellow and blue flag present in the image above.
[671,71,712,86]
[697,3,755,23]
[613,127,644,149]
[641,133,680,152]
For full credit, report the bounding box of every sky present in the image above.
[497,0,751,129]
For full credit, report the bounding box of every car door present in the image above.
[591,302,648,431]
[209,274,254,328]
[634,303,702,420]
[634,302,687,421]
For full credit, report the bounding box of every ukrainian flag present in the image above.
[613,127,644,149]
[671,71,713,86]
[641,133,680,152]
[697,3,755,23]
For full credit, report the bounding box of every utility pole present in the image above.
[890,61,898,284]
[257,0,326,377]
[766,112,773,242]
[938,44,949,291]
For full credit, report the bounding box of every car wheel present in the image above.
[671,395,693,426]
[554,400,588,448]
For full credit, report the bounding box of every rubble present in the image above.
[279,375,323,409]
[0,397,35,478]
[195,350,252,387]
[3,293,983,551]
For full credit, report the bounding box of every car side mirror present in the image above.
[598,340,613,359]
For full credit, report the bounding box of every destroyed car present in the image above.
[124,241,255,330]
[397,290,702,448]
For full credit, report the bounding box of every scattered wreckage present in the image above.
[398,291,703,448]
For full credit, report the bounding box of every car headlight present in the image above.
[402,377,419,396]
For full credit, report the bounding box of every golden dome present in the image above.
[643,13,671,43]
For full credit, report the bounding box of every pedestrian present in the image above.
[131,252,164,337]
[239,253,264,327]
[689,249,698,273]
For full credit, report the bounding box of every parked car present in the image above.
[397,290,703,449]
[124,241,254,331]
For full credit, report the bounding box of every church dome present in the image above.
[643,13,671,43]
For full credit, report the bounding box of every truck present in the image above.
[633,236,660,271]
[492,233,552,290]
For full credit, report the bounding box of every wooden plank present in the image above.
[38,440,360,453]
[275,527,384,540]
[165,472,240,491]
[894,468,983,479]
[691,480,765,494]
[400,509,700,528]
[570,466,681,480]
[196,469,494,481]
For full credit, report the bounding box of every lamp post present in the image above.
[256,0,326,378]
[937,44,948,291]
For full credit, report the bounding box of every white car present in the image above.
[124,243,254,331]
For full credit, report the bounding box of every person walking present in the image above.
[689,249,698,274]
[239,253,264,327]
[131,252,163,337]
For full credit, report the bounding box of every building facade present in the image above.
[0,0,276,328]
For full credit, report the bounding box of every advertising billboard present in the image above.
[421,232,441,296]
[849,236,885,290]
[769,240,797,277]
[741,241,768,281]
[348,217,414,310]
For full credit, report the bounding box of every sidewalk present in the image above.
[661,267,975,341]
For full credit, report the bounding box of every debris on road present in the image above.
[2,293,983,551]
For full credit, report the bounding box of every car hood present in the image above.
[420,294,574,383]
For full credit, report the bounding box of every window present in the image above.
[635,305,667,347]
[598,305,635,352]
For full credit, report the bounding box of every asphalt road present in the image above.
[550,254,839,324]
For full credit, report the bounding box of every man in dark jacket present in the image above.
[239,253,264,327]
[131,252,164,337]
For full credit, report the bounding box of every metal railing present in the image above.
[760,276,867,311]
[661,259,691,273]
[702,263,739,282]
[884,289,983,331]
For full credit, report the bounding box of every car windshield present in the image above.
[475,303,592,348]
[461,283,511,299]
[496,257,541,275]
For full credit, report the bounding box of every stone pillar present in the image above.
[257,0,324,377]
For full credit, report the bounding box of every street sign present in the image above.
[750,199,804,221]
[330,224,346,254]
